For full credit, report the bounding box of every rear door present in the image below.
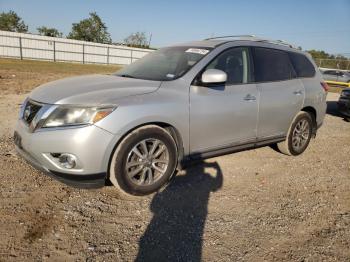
[253,47,304,139]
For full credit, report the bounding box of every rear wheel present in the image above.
[109,125,177,196]
[277,111,313,156]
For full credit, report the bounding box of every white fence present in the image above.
[0,30,153,65]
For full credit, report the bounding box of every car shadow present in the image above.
[135,160,223,262]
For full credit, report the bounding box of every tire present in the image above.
[109,125,178,196]
[277,111,313,156]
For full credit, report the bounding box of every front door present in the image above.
[190,47,258,153]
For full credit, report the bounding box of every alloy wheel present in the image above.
[125,138,169,186]
[292,119,310,152]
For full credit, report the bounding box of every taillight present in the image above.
[320,82,329,92]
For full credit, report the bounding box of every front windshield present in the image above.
[115,46,212,81]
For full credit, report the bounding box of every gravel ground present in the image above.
[0,65,349,261]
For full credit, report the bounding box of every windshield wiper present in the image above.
[119,74,135,78]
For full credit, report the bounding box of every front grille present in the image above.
[23,100,42,125]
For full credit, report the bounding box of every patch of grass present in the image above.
[0,58,121,75]
[0,58,123,95]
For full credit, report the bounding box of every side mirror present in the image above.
[201,69,227,85]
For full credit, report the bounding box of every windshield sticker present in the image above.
[185,48,209,55]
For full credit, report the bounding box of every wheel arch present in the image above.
[106,122,185,181]
[301,106,317,136]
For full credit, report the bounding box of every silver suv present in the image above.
[14,36,327,195]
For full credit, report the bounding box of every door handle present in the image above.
[293,90,303,95]
[243,94,256,101]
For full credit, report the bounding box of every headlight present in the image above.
[19,97,29,119]
[42,106,115,128]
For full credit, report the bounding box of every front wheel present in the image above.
[277,111,313,156]
[109,125,178,196]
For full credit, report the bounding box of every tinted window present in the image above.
[289,52,316,77]
[323,70,338,75]
[205,47,252,84]
[253,47,295,82]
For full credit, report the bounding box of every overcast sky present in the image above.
[1,0,349,56]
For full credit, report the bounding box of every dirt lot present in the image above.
[0,59,349,261]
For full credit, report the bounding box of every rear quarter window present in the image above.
[253,47,295,82]
[289,52,316,78]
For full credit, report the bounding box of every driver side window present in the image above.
[206,47,251,85]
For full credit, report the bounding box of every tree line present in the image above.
[307,50,349,70]
[0,10,150,48]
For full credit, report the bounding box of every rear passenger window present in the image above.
[253,47,295,82]
[323,70,333,75]
[289,52,315,78]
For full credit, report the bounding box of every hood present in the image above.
[30,74,161,105]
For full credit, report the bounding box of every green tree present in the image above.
[67,12,111,43]
[124,32,149,48]
[307,50,334,60]
[307,49,349,69]
[0,10,28,32]
[37,26,62,37]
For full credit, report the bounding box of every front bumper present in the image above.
[14,119,118,188]
[15,144,106,188]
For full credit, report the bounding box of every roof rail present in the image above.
[204,35,297,49]
[204,35,256,40]
[256,39,296,49]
